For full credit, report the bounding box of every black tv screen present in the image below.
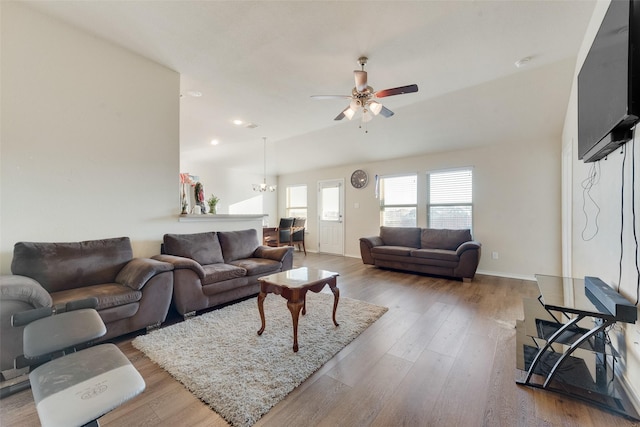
[578,0,640,162]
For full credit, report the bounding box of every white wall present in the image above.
[2,2,563,281]
[0,3,261,274]
[563,0,640,409]
[278,133,562,280]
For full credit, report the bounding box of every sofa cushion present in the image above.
[420,229,471,251]
[371,246,415,257]
[50,283,142,310]
[201,263,247,285]
[11,237,133,293]
[410,249,460,262]
[96,303,140,323]
[229,258,282,276]
[380,227,421,248]
[218,229,260,263]
[164,232,224,265]
[202,276,250,296]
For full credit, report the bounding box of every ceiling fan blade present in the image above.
[311,95,351,100]
[354,70,368,92]
[379,106,394,118]
[375,84,418,98]
[334,107,349,121]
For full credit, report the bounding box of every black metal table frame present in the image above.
[516,275,639,421]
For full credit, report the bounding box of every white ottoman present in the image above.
[29,343,145,427]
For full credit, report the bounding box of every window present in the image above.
[427,168,473,229]
[379,174,417,227]
[286,185,307,219]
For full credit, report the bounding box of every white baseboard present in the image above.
[475,269,536,281]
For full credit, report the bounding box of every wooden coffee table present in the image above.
[257,267,339,352]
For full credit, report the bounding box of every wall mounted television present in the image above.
[578,0,640,163]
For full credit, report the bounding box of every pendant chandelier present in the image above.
[252,137,276,192]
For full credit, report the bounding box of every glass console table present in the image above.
[515,274,639,421]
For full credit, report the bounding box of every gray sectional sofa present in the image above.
[359,227,481,281]
[153,229,293,317]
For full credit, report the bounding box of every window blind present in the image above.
[428,169,473,229]
[380,174,417,227]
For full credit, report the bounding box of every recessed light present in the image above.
[232,119,258,128]
[515,56,532,68]
[210,139,220,146]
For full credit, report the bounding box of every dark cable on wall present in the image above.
[581,162,601,241]
[618,144,627,292]
[632,137,639,305]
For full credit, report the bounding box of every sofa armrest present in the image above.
[116,258,174,291]
[254,246,294,270]
[360,236,384,248]
[0,275,53,308]
[359,236,383,265]
[254,245,291,262]
[454,241,482,280]
[152,254,206,279]
[456,241,481,256]
[1,275,54,372]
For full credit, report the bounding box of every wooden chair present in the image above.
[265,217,294,247]
[291,217,306,255]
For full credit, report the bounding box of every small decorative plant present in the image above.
[207,194,220,214]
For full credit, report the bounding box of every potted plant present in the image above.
[207,194,220,214]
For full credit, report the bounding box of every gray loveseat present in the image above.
[360,227,481,281]
[153,229,294,318]
[9,237,175,341]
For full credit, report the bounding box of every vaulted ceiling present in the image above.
[24,0,596,175]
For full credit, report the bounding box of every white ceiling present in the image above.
[25,0,596,175]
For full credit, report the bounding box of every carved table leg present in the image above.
[330,284,340,327]
[257,291,267,335]
[287,298,305,352]
[302,294,306,316]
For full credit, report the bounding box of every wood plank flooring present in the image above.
[1,253,638,426]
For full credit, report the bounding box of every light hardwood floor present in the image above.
[1,253,638,426]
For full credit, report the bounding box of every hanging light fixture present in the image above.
[253,137,277,192]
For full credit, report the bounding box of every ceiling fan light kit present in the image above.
[312,56,418,128]
[369,101,383,115]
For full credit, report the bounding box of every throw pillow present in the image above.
[163,232,224,265]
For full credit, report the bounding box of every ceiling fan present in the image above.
[311,56,418,123]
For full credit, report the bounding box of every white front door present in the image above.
[317,179,344,255]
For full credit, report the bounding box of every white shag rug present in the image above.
[132,291,387,427]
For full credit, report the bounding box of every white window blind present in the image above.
[380,174,417,227]
[427,169,473,230]
[286,185,307,219]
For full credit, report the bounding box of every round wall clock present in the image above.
[350,169,368,189]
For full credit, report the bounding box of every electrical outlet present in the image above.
[491,251,499,260]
